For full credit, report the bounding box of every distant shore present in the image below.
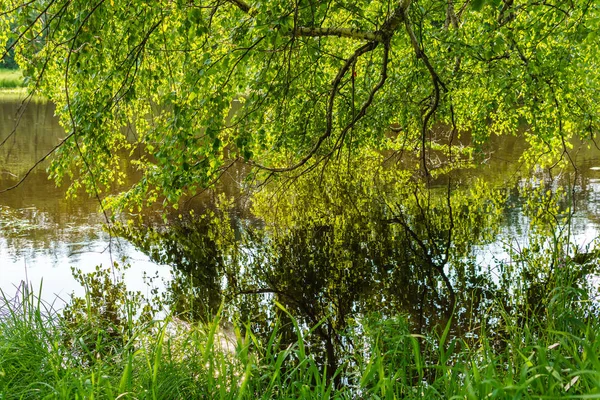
[0,68,24,90]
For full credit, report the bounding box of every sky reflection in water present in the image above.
[0,96,169,303]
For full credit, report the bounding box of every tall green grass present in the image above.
[1,265,599,399]
[0,68,24,89]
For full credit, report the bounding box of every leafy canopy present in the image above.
[1,0,599,210]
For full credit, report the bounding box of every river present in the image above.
[1,95,600,321]
[0,96,169,303]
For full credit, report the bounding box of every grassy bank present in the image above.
[1,275,599,399]
[0,68,24,89]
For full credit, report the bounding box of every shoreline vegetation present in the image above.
[1,261,599,399]
[1,1,599,398]
[0,68,25,91]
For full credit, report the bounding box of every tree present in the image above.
[1,0,599,210]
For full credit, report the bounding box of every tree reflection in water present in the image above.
[117,153,600,387]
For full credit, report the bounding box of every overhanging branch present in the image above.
[226,0,253,14]
[250,40,379,173]
[227,0,412,44]
[248,2,413,173]
[294,26,383,42]
[404,9,447,178]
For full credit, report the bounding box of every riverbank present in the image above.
[1,263,598,399]
[0,68,24,90]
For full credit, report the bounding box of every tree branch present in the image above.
[294,26,383,42]
[250,40,379,173]
[331,42,390,156]
[0,132,75,193]
[249,2,414,173]
[0,0,36,17]
[226,0,252,14]
[403,10,448,178]
[378,0,411,37]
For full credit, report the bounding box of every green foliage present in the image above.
[61,264,157,367]
[1,0,598,210]
[1,251,600,399]
[2,1,600,397]
[0,36,18,69]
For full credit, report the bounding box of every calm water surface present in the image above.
[1,95,600,305]
[0,96,169,303]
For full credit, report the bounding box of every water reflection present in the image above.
[1,94,600,386]
[116,131,600,386]
[0,96,168,300]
